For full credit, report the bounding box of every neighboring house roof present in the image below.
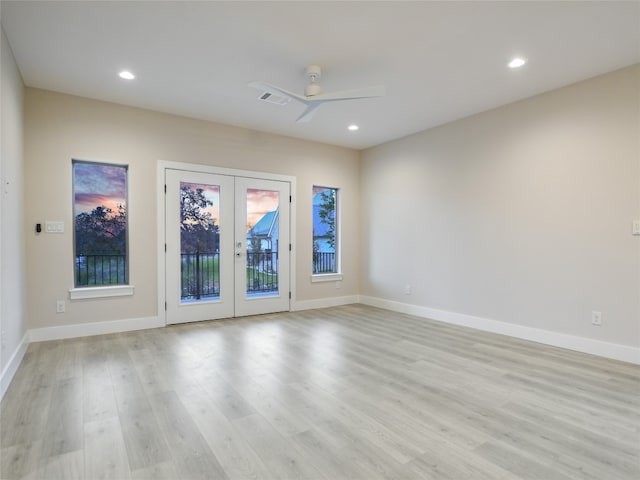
[249,194,333,240]
[313,205,330,238]
[248,209,279,238]
[313,192,332,238]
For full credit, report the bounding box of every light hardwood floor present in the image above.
[1,304,639,479]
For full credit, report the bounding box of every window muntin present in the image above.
[73,160,128,287]
[312,186,338,274]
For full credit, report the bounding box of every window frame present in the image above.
[311,185,342,281]
[70,159,132,298]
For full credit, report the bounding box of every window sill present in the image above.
[69,285,135,300]
[311,273,343,283]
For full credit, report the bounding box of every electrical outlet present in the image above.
[591,311,602,326]
[404,284,412,295]
[56,300,66,314]
[335,280,342,289]
[633,220,640,235]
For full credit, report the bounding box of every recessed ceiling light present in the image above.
[348,125,359,131]
[118,70,135,80]
[508,58,526,69]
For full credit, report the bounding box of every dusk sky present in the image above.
[246,188,279,230]
[313,186,333,205]
[182,182,220,224]
[73,162,126,215]
[181,183,279,231]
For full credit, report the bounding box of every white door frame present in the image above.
[157,160,296,326]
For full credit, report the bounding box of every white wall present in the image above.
[361,65,640,351]
[0,26,27,395]
[24,89,360,331]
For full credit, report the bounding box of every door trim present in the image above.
[157,160,297,326]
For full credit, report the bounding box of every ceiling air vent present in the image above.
[258,91,291,106]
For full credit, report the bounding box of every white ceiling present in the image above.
[2,1,639,150]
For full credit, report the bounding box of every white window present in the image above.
[312,186,339,275]
[72,160,128,287]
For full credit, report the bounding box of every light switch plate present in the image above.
[56,300,66,313]
[45,221,64,233]
[633,220,640,236]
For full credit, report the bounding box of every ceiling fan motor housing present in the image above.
[305,83,322,97]
[304,64,322,96]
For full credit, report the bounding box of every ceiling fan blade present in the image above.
[296,103,321,123]
[310,85,386,102]
[248,81,308,104]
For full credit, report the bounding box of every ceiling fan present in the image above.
[249,65,385,123]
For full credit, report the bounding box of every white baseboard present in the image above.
[1,333,29,400]
[293,295,360,312]
[28,316,164,343]
[359,296,640,365]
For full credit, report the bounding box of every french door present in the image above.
[165,169,290,324]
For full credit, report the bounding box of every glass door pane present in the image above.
[245,188,280,298]
[179,182,221,303]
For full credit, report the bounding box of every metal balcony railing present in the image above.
[246,251,279,293]
[180,250,279,300]
[313,252,336,274]
[181,251,220,300]
[75,254,127,286]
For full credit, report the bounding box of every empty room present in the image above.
[1,1,639,479]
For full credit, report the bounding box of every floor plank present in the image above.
[83,417,131,480]
[40,377,83,459]
[232,413,326,479]
[148,390,229,480]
